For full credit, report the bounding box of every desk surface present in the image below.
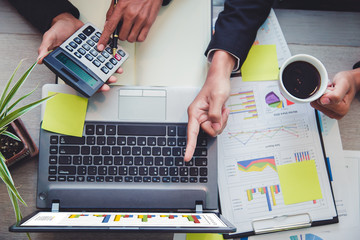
[1,0,360,239]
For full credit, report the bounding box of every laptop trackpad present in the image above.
[118,89,166,121]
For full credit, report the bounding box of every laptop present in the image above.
[10,83,236,233]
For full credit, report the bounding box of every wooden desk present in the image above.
[1,1,360,239]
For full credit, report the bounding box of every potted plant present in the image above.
[0,60,52,229]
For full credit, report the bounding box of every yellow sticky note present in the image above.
[277,160,323,205]
[186,233,224,240]
[42,92,88,137]
[241,45,279,81]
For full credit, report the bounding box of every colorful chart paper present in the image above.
[42,92,88,137]
[277,160,323,205]
[241,45,279,82]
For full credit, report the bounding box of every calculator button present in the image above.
[74,52,82,58]
[92,59,101,67]
[85,54,94,61]
[78,33,86,40]
[90,49,99,57]
[65,45,73,52]
[105,62,113,70]
[114,54,122,61]
[69,41,78,49]
[105,47,112,54]
[78,48,86,55]
[101,51,110,59]
[82,44,90,51]
[95,32,101,38]
[97,55,105,63]
[117,49,126,57]
[101,66,109,74]
[86,39,95,47]
[109,58,117,65]
[91,35,99,43]
[74,37,82,44]
[83,25,95,36]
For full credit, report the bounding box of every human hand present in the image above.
[184,51,235,161]
[97,0,163,51]
[37,13,123,92]
[37,13,84,64]
[310,69,360,119]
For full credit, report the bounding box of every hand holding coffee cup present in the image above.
[279,54,328,103]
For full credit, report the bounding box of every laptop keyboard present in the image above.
[47,122,209,184]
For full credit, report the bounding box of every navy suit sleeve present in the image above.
[8,0,80,33]
[206,0,274,69]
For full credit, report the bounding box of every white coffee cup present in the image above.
[279,54,328,103]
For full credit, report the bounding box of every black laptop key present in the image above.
[67,176,75,182]
[98,166,107,175]
[83,156,92,165]
[169,167,178,176]
[143,176,151,182]
[81,146,90,155]
[96,176,105,182]
[88,166,97,175]
[119,166,128,175]
[48,166,57,175]
[195,158,207,166]
[190,177,198,183]
[87,176,95,182]
[108,166,117,175]
[134,176,142,182]
[59,156,71,164]
[190,167,198,176]
[49,156,57,164]
[168,126,176,136]
[115,176,123,182]
[124,176,133,182]
[59,146,80,155]
[139,167,148,175]
[77,176,85,182]
[96,125,105,135]
[106,125,116,135]
[90,146,100,155]
[200,168,208,176]
[193,148,207,156]
[85,124,95,135]
[159,167,168,176]
[162,177,170,182]
[177,126,187,136]
[77,166,87,175]
[118,124,166,136]
[60,136,85,145]
[105,176,114,182]
[58,166,76,175]
[200,177,208,183]
[50,135,58,144]
[50,146,58,154]
[171,177,179,182]
[152,177,160,182]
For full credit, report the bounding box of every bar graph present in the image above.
[227,90,258,120]
[247,185,281,211]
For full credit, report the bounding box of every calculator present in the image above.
[43,23,128,98]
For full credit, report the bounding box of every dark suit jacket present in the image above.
[207,0,274,70]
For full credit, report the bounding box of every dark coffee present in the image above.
[282,61,320,99]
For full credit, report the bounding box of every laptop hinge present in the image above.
[195,203,203,213]
[51,201,60,213]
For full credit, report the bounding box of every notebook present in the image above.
[9,84,235,233]
[68,0,211,88]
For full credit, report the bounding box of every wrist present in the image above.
[208,50,235,80]
[351,68,360,92]
[51,12,82,28]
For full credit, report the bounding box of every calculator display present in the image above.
[56,53,97,88]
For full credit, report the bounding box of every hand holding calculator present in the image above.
[44,23,128,98]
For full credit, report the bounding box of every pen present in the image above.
[112,0,119,56]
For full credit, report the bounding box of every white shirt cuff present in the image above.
[206,49,240,72]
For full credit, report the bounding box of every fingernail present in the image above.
[212,123,221,131]
[320,97,331,105]
[97,44,104,51]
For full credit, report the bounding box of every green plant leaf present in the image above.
[6,85,38,114]
[0,61,37,117]
[0,60,23,114]
[0,153,27,205]
[1,130,21,141]
[0,95,53,129]
[8,187,23,222]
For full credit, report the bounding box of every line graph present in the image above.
[228,123,299,146]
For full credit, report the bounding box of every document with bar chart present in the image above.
[218,78,338,237]
[21,212,227,228]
